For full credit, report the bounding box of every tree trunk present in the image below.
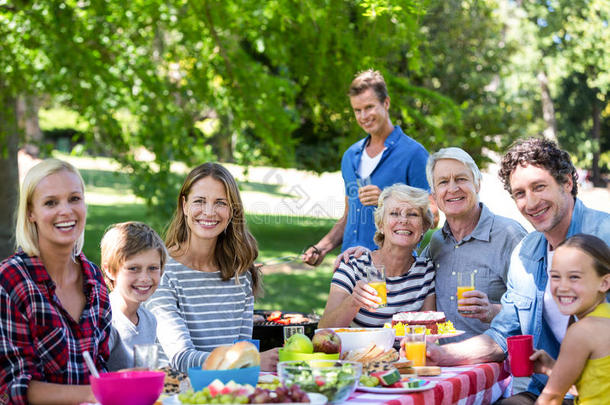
[537,70,558,143]
[0,81,20,259]
[591,100,603,187]
[17,94,43,157]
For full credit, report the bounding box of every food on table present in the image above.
[370,367,401,386]
[248,385,310,403]
[359,374,380,387]
[253,314,266,323]
[284,333,315,354]
[342,344,398,364]
[413,366,442,376]
[311,329,341,354]
[158,366,189,393]
[393,359,415,375]
[278,360,362,403]
[398,376,427,389]
[202,341,260,370]
[391,311,446,334]
[177,380,250,403]
[257,375,281,390]
[333,328,368,332]
[255,310,312,325]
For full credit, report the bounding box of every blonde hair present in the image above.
[373,184,433,247]
[15,159,85,257]
[101,221,168,288]
[164,163,261,296]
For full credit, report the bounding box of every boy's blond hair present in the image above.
[101,221,167,288]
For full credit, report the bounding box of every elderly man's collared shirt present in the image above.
[422,203,526,341]
[485,199,610,396]
[0,250,111,405]
[341,125,429,252]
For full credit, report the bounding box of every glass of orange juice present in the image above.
[365,264,387,308]
[404,325,426,367]
[457,271,476,314]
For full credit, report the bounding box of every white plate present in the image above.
[357,380,436,394]
[162,392,327,404]
[394,330,465,342]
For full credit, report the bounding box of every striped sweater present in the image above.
[332,251,436,327]
[145,258,253,373]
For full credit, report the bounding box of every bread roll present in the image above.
[202,341,260,370]
[202,346,232,370]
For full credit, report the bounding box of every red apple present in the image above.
[312,329,341,354]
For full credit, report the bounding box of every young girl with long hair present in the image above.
[532,234,610,404]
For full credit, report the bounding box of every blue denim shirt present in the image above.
[340,126,429,251]
[484,199,610,395]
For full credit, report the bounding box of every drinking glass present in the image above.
[356,176,372,188]
[404,325,427,367]
[365,265,387,308]
[457,271,476,314]
[133,343,159,370]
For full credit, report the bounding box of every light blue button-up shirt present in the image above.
[484,199,610,395]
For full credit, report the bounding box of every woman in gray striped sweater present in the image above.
[146,163,279,372]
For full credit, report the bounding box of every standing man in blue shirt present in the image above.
[424,138,610,405]
[302,69,430,266]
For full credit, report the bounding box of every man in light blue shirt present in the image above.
[425,138,610,404]
[303,69,429,266]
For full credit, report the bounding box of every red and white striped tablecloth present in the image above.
[346,362,511,405]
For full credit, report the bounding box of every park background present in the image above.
[2,0,609,314]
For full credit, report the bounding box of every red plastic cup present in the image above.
[507,334,534,377]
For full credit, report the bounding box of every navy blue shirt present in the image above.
[340,126,429,251]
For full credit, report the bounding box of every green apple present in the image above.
[284,333,314,353]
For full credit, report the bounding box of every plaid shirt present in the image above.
[0,250,111,405]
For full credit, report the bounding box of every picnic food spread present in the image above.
[203,341,261,370]
[391,311,447,334]
[255,311,313,325]
[178,379,311,404]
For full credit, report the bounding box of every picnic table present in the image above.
[347,362,511,405]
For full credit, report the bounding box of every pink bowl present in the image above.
[91,370,165,405]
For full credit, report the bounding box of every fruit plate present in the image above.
[162,392,327,404]
[357,380,436,394]
[394,330,465,342]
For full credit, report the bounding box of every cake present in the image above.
[391,311,446,334]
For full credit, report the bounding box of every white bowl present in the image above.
[316,327,396,355]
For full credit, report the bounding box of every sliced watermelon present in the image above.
[207,379,225,396]
[370,368,401,386]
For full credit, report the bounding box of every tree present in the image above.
[518,0,610,184]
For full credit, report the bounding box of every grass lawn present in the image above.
[75,154,433,316]
[78,157,339,314]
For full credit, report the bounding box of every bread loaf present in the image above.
[202,341,260,370]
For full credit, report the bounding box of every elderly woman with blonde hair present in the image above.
[319,184,436,328]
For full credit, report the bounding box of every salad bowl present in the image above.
[277,360,362,404]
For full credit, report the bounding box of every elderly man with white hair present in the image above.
[421,147,526,342]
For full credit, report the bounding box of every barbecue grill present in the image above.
[252,310,320,351]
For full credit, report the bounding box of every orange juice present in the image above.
[368,281,387,307]
[405,341,426,366]
[457,286,475,300]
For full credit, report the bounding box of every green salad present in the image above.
[280,361,359,402]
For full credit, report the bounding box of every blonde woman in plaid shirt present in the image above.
[0,159,111,405]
